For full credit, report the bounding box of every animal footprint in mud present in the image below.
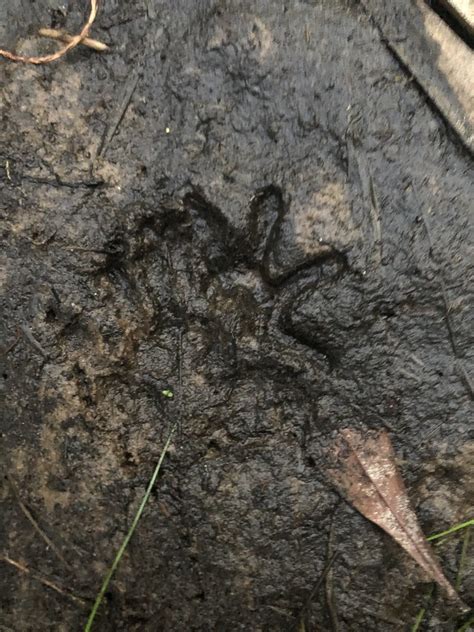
[180,183,380,380]
[284,274,377,368]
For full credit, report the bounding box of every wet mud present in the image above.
[0,1,473,630]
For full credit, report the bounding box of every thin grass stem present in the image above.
[84,424,177,631]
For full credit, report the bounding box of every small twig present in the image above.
[0,0,98,64]
[97,70,140,157]
[325,515,340,631]
[6,475,68,567]
[294,552,339,632]
[415,193,473,401]
[24,230,57,248]
[19,324,48,359]
[22,174,104,189]
[455,526,471,591]
[347,135,383,272]
[178,328,184,433]
[0,554,86,606]
[455,361,474,400]
[359,606,403,626]
[38,28,108,52]
[417,202,459,358]
[1,330,21,356]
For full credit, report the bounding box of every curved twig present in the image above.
[0,0,98,64]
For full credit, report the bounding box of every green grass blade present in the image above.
[426,519,474,542]
[412,520,473,630]
[411,585,434,632]
[457,615,474,632]
[84,424,177,631]
[411,605,427,632]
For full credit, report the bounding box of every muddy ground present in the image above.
[0,1,473,630]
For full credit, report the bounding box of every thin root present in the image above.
[0,0,98,64]
[6,475,69,567]
[38,28,108,53]
[0,555,86,606]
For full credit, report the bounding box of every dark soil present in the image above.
[0,1,473,630]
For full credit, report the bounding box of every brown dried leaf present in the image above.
[329,428,463,605]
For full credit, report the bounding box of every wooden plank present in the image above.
[361,0,474,153]
[439,0,474,34]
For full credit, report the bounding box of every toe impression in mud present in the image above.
[328,428,466,609]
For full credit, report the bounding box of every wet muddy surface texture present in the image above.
[1,1,473,630]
